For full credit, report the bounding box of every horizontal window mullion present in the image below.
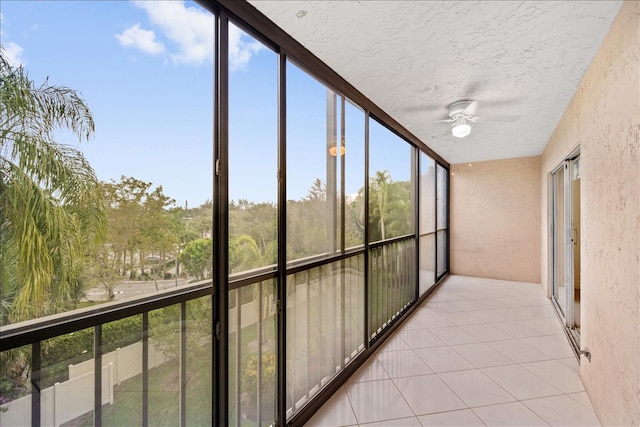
[368,234,415,249]
[0,282,213,351]
[286,250,366,276]
[228,270,278,290]
[419,231,437,238]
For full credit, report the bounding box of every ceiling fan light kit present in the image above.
[434,99,519,139]
[434,100,478,139]
[452,116,471,138]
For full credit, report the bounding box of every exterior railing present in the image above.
[1,238,430,427]
[0,282,213,427]
[228,275,278,426]
[369,236,416,340]
[285,253,365,417]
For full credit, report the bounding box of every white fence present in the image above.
[0,296,272,426]
[0,364,114,427]
[0,342,168,427]
[68,341,167,386]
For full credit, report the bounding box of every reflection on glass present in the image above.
[553,168,566,315]
[288,61,355,261]
[186,297,213,426]
[420,154,436,234]
[344,101,366,250]
[286,255,365,418]
[148,307,180,426]
[0,345,32,426]
[229,24,278,275]
[436,164,448,278]
[419,153,436,294]
[101,315,143,427]
[369,239,415,338]
[39,329,95,426]
[420,235,436,295]
[229,280,277,426]
[436,164,448,230]
[436,230,447,278]
[368,119,413,242]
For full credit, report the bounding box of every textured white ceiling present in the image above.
[248,0,622,164]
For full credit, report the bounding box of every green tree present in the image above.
[367,171,411,242]
[0,48,106,323]
[87,245,123,301]
[229,234,262,274]
[101,176,151,278]
[305,177,326,201]
[180,238,213,281]
[372,170,390,240]
[229,199,276,270]
[140,185,177,288]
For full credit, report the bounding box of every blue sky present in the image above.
[2,0,412,207]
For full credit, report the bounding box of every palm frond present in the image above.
[0,46,106,323]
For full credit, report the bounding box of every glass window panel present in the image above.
[0,1,214,324]
[0,345,32,426]
[286,61,343,261]
[420,234,436,295]
[368,239,416,338]
[419,153,436,295]
[228,280,277,426]
[101,315,143,427]
[286,255,364,419]
[420,154,436,234]
[228,24,278,275]
[344,102,366,250]
[437,164,448,230]
[186,296,212,425]
[37,329,94,426]
[148,307,181,426]
[437,230,448,278]
[553,168,566,315]
[368,119,414,242]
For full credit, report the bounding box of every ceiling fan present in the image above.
[436,100,519,138]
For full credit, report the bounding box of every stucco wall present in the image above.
[450,156,541,283]
[540,1,639,425]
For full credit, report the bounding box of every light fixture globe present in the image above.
[452,123,471,138]
[329,145,346,156]
[451,117,471,138]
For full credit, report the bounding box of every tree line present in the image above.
[0,47,416,408]
[1,47,415,328]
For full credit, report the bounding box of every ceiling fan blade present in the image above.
[463,100,478,116]
[403,105,442,113]
[476,114,520,122]
[434,118,454,123]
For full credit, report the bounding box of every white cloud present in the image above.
[1,14,26,67]
[228,23,263,71]
[3,41,25,67]
[115,24,165,55]
[132,1,212,65]
[130,1,262,69]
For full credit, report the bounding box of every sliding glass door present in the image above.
[550,149,581,350]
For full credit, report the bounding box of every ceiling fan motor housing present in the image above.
[448,100,475,118]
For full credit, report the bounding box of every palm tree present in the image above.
[374,170,390,241]
[0,48,106,324]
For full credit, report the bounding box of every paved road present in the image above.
[85,278,192,301]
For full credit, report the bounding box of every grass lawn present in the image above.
[63,354,212,427]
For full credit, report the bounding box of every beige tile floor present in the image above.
[305,275,599,427]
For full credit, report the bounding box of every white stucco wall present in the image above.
[450,156,541,283]
[540,1,639,424]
